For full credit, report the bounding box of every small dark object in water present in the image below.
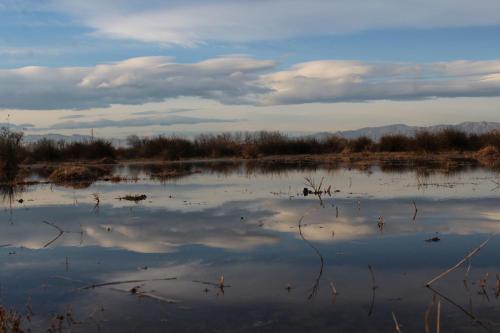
[426,237,441,242]
[118,194,147,202]
[17,198,24,204]
[303,188,309,196]
[285,284,292,292]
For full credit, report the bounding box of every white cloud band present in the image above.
[2,56,500,110]
[51,0,500,46]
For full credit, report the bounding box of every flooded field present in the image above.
[1,161,499,332]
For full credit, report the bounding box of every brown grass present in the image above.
[475,145,500,165]
[48,165,109,183]
[0,306,23,333]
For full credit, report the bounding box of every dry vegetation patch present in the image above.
[48,165,110,183]
[0,306,22,333]
[475,145,500,165]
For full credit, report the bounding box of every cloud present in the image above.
[59,114,85,120]
[1,201,278,253]
[132,108,196,116]
[0,56,275,110]
[0,122,34,131]
[51,0,500,46]
[3,56,500,109]
[49,115,237,130]
[259,60,500,105]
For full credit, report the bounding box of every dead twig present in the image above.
[426,286,492,332]
[426,236,492,286]
[424,294,436,333]
[42,220,64,248]
[92,193,100,213]
[368,265,378,316]
[192,279,232,288]
[329,280,338,304]
[478,273,490,302]
[138,291,179,304]
[368,265,378,290]
[392,311,402,333]
[412,201,418,221]
[329,280,338,295]
[81,277,177,290]
[304,176,331,206]
[298,211,324,300]
[377,216,384,232]
[109,287,179,304]
[495,274,500,298]
[436,297,441,333]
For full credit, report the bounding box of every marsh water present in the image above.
[1,161,500,332]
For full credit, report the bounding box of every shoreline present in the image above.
[20,151,490,168]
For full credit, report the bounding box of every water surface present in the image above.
[1,162,499,332]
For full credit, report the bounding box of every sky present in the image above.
[1,0,500,138]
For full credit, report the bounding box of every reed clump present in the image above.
[0,128,25,181]
[0,305,23,333]
[475,145,500,165]
[48,165,109,183]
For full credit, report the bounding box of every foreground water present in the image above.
[1,161,499,332]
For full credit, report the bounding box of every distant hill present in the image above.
[313,121,500,141]
[19,121,500,144]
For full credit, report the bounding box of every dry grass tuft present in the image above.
[0,306,23,333]
[48,165,109,183]
[475,145,500,165]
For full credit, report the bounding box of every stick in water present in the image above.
[81,277,177,290]
[426,236,492,286]
[436,298,441,333]
[392,312,402,333]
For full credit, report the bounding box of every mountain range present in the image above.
[314,121,500,141]
[18,121,500,144]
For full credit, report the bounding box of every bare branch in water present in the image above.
[424,294,436,333]
[81,277,177,290]
[436,297,441,333]
[368,265,378,316]
[412,201,418,221]
[109,287,179,304]
[298,210,324,300]
[426,286,493,332]
[392,311,402,333]
[426,236,492,286]
[304,176,332,207]
[329,280,338,304]
[42,220,64,248]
